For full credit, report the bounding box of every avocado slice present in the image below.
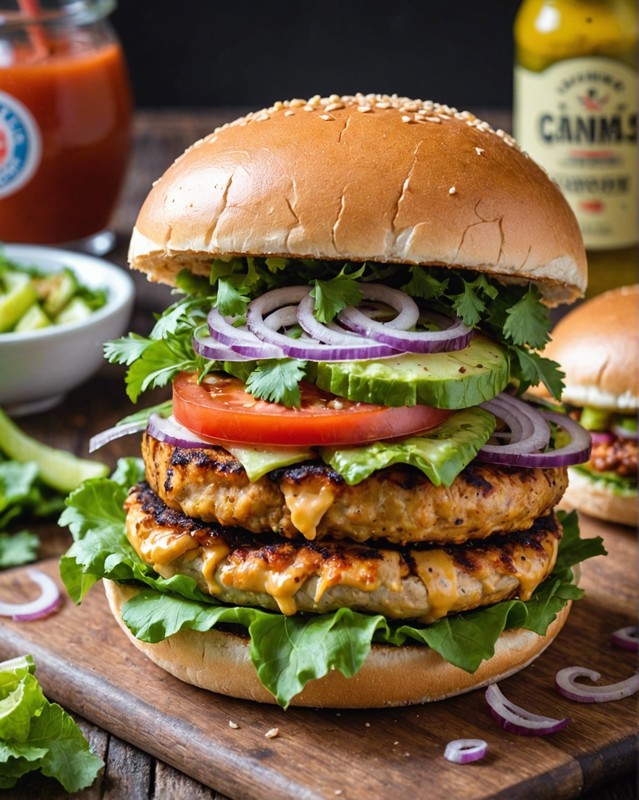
[315,334,510,408]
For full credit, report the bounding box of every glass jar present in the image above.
[513,0,638,297]
[0,0,133,253]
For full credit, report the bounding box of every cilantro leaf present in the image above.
[104,333,149,367]
[310,265,364,323]
[123,337,200,403]
[502,285,551,349]
[509,345,565,400]
[216,277,250,316]
[401,267,449,300]
[245,360,308,407]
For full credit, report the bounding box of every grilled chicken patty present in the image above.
[125,482,563,624]
[142,434,568,545]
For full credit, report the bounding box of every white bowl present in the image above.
[0,244,134,415]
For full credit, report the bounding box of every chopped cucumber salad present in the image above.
[0,253,107,334]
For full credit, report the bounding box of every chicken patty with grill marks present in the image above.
[142,433,569,545]
[125,482,563,624]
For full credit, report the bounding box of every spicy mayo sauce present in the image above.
[0,36,132,243]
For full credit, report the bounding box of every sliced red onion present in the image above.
[485,683,570,736]
[555,667,639,703]
[480,394,551,455]
[477,403,591,468]
[147,413,216,449]
[89,419,147,453]
[0,570,61,621]
[338,284,472,353]
[612,626,639,652]
[207,307,284,359]
[443,739,488,764]
[192,330,253,361]
[248,287,399,360]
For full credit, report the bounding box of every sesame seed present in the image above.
[284,110,295,117]
[228,721,239,729]
[255,113,269,122]
[334,791,343,796]
[403,752,411,758]
[325,102,344,112]
[376,101,391,109]
[365,722,371,727]
[449,186,457,195]
[425,116,442,123]
[303,105,315,112]
[320,114,334,121]
[265,727,280,739]
[401,115,412,123]
[358,105,372,113]
[475,147,484,155]
[394,741,399,745]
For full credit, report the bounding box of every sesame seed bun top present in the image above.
[544,284,639,410]
[129,94,587,306]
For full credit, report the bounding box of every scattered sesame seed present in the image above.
[449,186,457,195]
[320,114,334,121]
[365,722,371,727]
[475,147,484,155]
[284,110,295,117]
[303,105,315,112]
[403,752,411,758]
[358,105,372,113]
[401,115,412,123]
[265,727,280,739]
[228,721,239,729]
[334,791,343,796]
[255,113,269,122]
[394,741,399,746]
[425,116,442,123]
[325,102,344,112]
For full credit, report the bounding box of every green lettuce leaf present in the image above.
[59,468,604,708]
[0,655,103,791]
[322,407,495,486]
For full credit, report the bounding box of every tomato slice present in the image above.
[172,372,452,447]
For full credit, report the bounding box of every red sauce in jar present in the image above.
[0,37,132,243]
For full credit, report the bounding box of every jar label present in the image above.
[514,58,637,250]
[0,91,42,199]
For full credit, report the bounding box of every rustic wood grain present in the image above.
[0,109,636,799]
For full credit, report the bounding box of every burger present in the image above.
[541,285,638,527]
[60,94,604,708]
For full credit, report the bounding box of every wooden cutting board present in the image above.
[0,515,636,800]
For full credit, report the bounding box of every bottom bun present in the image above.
[563,468,637,528]
[104,580,572,708]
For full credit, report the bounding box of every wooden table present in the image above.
[1,109,637,799]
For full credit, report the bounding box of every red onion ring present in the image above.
[555,667,639,703]
[480,394,551,455]
[338,284,472,353]
[192,330,254,361]
[89,419,147,453]
[485,683,571,736]
[147,413,215,449]
[612,626,639,652]
[477,402,591,468]
[444,739,488,764]
[0,570,61,621]
[207,307,285,359]
[248,286,400,360]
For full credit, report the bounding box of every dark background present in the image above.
[110,1,521,112]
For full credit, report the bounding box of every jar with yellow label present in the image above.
[514,0,637,297]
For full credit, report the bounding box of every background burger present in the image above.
[541,285,638,527]
[60,94,603,708]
